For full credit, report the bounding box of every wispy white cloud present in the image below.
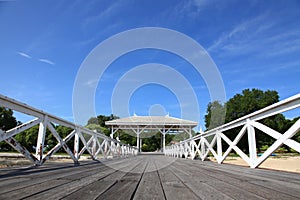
[17,51,32,59]
[38,58,55,66]
[17,51,56,66]
[264,35,300,57]
[169,0,212,21]
[207,13,300,58]
[85,79,99,88]
[208,14,270,52]
[193,0,212,10]
[76,22,121,48]
[83,1,121,27]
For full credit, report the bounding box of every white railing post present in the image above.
[190,141,195,159]
[74,131,80,159]
[247,119,257,168]
[36,115,48,164]
[184,142,188,159]
[92,135,97,159]
[200,137,205,161]
[179,143,183,158]
[217,131,223,163]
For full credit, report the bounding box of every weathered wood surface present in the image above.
[0,155,299,199]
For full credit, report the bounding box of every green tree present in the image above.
[172,132,192,142]
[283,117,300,152]
[86,123,108,134]
[86,119,110,136]
[204,101,226,130]
[45,125,74,152]
[0,107,18,151]
[291,117,300,143]
[87,114,119,127]
[141,133,161,152]
[0,107,17,131]
[141,133,175,152]
[225,89,279,123]
[14,125,39,152]
[119,132,136,146]
[87,117,98,125]
[224,89,281,152]
[87,114,119,137]
[204,89,289,153]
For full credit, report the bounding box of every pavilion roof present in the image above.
[105,115,197,127]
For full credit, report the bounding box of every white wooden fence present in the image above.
[165,94,300,168]
[0,94,137,166]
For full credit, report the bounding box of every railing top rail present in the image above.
[0,94,75,127]
[181,93,300,143]
[0,94,135,149]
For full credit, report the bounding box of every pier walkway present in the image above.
[0,155,299,200]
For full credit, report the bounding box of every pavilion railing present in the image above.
[165,93,300,168]
[0,94,137,166]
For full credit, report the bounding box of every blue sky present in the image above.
[0,0,299,130]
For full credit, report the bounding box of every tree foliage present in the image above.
[87,114,119,127]
[204,88,298,153]
[14,125,39,152]
[225,89,279,123]
[141,133,174,152]
[0,107,17,131]
[0,107,18,151]
[205,101,226,130]
[86,114,119,137]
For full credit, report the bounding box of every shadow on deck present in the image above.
[0,155,300,199]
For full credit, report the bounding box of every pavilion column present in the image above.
[110,126,114,139]
[163,133,166,153]
[136,132,140,153]
[163,127,166,153]
[161,134,163,152]
[136,126,141,153]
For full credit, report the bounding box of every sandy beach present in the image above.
[213,155,300,173]
[0,153,92,168]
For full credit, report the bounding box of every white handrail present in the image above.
[165,93,300,168]
[0,94,137,166]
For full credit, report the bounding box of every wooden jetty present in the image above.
[0,155,299,200]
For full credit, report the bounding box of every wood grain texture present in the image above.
[0,155,299,200]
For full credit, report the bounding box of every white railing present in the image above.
[165,94,300,168]
[0,94,137,166]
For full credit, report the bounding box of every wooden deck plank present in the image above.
[96,157,149,200]
[0,162,111,194]
[0,179,70,199]
[168,165,233,200]
[0,155,299,200]
[0,158,138,195]
[187,159,300,184]
[133,157,165,200]
[176,159,300,199]
[172,159,300,199]
[24,158,143,200]
[154,157,200,200]
[62,157,145,200]
[172,161,264,200]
